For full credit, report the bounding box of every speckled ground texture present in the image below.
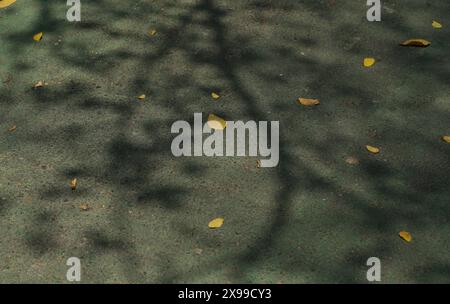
[0,0,449,283]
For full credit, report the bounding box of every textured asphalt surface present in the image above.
[0,0,449,283]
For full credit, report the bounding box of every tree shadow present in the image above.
[1,0,449,283]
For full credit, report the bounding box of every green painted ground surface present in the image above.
[0,0,449,283]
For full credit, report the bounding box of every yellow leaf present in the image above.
[207,114,227,130]
[70,178,78,190]
[298,97,320,106]
[211,92,220,100]
[442,135,450,143]
[399,231,412,242]
[208,217,224,229]
[138,94,146,100]
[432,20,442,29]
[148,29,157,36]
[366,145,380,154]
[8,124,16,132]
[400,39,431,47]
[33,32,44,42]
[0,0,16,9]
[79,203,90,211]
[363,57,376,67]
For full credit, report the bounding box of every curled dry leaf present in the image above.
[70,178,78,190]
[0,0,16,9]
[400,39,431,47]
[33,80,45,89]
[366,145,380,154]
[211,92,220,100]
[138,94,146,100]
[79,203,90,211]
[8,124,17,132]
[194,248,203,255]
[432,20,442,29]
[33,32,44,42]
[298,98,320,106]
[208,217,224,229]
[148,29,157,36]
[363,57,376,67]
[207,114,227,130]
[256,159,261,168]
[399,231,412,242]
[442,135,450,143]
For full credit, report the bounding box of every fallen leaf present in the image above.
[70,178,78,190]
[399,231,412,242]
[256,160,261,168]
[0,0,16,9]
[432,20,442,29]
[194,248,203,255]
[211,92,220,100]
[363,57,376,67]
[442,135,450,143]
[366,145,380,154]
[345,156,359,165]
[400,39,431,47]
[138,94,146,100]
[298,97,320,106]
[79,203,90,211]
[208,217,224,229]
[33,32,44,42]
[8,124,16,132]
[148,29,157,36]
[207,114,227,130]
[33,80,45,89]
